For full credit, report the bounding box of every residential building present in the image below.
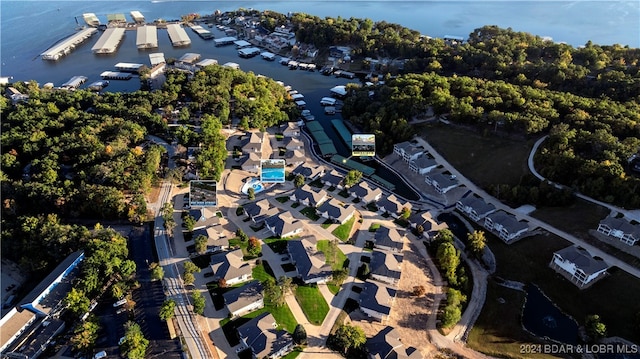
[264,211,303,238]
[242,132,264,154]
[456,196,496,221]
[484,211,529,243]
[425,173,459,194]
[317,198,357,224]
[348,182,383,204]
[550,246,609,288]
[377,194,412,218]
[189,208,221,230]
[359,281,397,322]
[287,236,333,284]
[243,199,279,224]
[366,326,423,359]
[393,141,412,158]
[409,156,438,174]
[597,217,640,246]
[290,184,328,207]
[291,163,325,181]
[240,152,262,173]
[369,250,403,285]
[373,227,405,253]
[223,281,264,318]
[409,212,448,239]
[321,169,344,189]
[192,227,229,252]
[284,137,303,151]
[210,249,252,285]
[281,122,300,137]
[285,149,305,167]
[237,312,294,359]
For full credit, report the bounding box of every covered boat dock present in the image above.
[100,71,132,80]
[61,76,88,89]
[115,62,144,73]
[91,27,126,54]
[190,25,213,39]
[330,155,376,176]
[305,121,338,157]
[331,119,352,147]
[214,37,237,47]
[149,52,165,66]
[136,25,158,49]
[166,24,191,46]
[41,28,97,61]
[130,10,145,24]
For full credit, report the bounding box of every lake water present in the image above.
[522,285,579,344]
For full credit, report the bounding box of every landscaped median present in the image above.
[317,239,349,294]
[294,285,329,325]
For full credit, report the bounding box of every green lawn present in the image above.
[264,237,291,254]
[332,216,356,241]
[276,196,289,203]
[317,240,347,271]
[229,237,249,257]
[252,262,274,283]
[321,219,333,229]
[531,198,610,241]
[368,223,381,232]
[420,123,534,188]
[281,347,303,359]
[300,207,320,221]
[295,285,329,325]
[291,203,300,208]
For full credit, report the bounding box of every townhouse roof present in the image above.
[189,208,220,227]
[348,181,383,202]
[457,196,496,216]
[410,156,437,169]
[394,141,413,152]
[210,249,252,281]
[244,199,279,222]
[374,227,405,251]
[427,173,459,188]
[360,281,397,316]
[237,312,293,359]
[370,249,403,280]
[284,137,303,149]
[554,246,609,275]
[378,194,411,214]
[292,163,325,179]
[599,217,640,237]
[409,212,448,232]
[317,198,357,223]
[223,280,264,314]
[366,326,423,359]
[486,211,529,233]
[321,169,343,186]
[292,184,327,206]
[287,237,332,282]
[264,211,303,237]
[240,152,262,168]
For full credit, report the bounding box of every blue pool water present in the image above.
[261,167,285,183]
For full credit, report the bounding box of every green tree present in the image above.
[279,276,295,295]
[182,214,196,232]
[183,272,195,286]
[64,287,90,317]
[192,290,205,315]
[436,242,460,284]
[194,234,208,254]
[161,202,174,222]
[293,324,308,345]
[400,207,411,220]
[294,174,305,188]
[248,187,255,200]
[343,170,363,187]
[71,318,101,353]
[467,230,487,256]
[121,321,149,359]
[159,299,176,321]
[150,262,164,281]
[441,304,462,329]
[333,324,366,354]
[183,261,201,274]
[264,279,284,307]
[585,314,607,341]
[247,236,261,256]
[236,228,248,242]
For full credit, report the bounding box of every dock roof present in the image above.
[178,53,201,64]
[41,28,97,60]
[330,155,375,176]
[91,27,126,53]
[149,52,165,66]
[136,25,157,48]
[166,24,191,46]
[130,10,145,22]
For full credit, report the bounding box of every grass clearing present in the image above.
[229,237,249,256]
[295,285,329,325]
[317,240,347,271]
[300,206,320,221]
[531,199,610,241]
[332,216,356,241]
[252,262,274,283]
[420,123,534,188]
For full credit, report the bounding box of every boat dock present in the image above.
[166,24,191,47]
[305,121,338,157]
[195,59,218,68]
[91,28,126,54]
[189,25,213,40]
[331,155,376,176]
[238,47,260,58]
[136,25,158,49]
[130,11,145,24]
[61,76,88,89]
[222,62,240,70]
[178,53,201,64]
[214,37,237,47]
[331,119,353,147]
[82,13,100,27]
[234,40,251,48]
[115,62,144,73]
[260,52,276,61]
[87,81,109,91]
[41,28,98,61]
[100,71,132,80]
[149,52,165,66]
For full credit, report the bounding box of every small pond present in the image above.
[522,285,579,345]
[437,212,469,241]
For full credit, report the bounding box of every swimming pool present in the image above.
[241,178,265,194]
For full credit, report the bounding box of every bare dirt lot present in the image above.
[348,240,438,357]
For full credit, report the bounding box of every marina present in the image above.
[260,52,276,61]
[238,47,260,58]
[130,11,145,24]
[82,13,100,27]
[178,53,201,64]
[214,37,237,47]
[195,59,218,68]
[189,25,214,40]
[234,40,251,48]
[114,62,144,73]
[166,24,191,47]
[222,62,240,70]
[136,25,158,49]
[91,27,126,54]
[149,52,165,67]
[87,80,109,91]
[60,76,88,89]
[41,28,98,61]
[100,71,132,80]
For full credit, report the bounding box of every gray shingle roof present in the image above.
[223,280,263,314]
[210,249,252,282]
[374,227,405,251]
[457,196,496,216]
[370,249,403,280]
[237,312,293,358]
[360,281,397,316]
[377,194,411,215]
[264,211,303,237]
[321,169,343,186]
[554,246,609,275]
[366,326,423,359]
[292,184,327,207]
[292,163,325,179]
[600,217,640,238]
[317,198,356,223]
[287,237,332,282]
[348,181,382,202]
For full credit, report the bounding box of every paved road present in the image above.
[528,135,640,222]
[415,136,640,280]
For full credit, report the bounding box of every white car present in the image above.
[93,351,107,359]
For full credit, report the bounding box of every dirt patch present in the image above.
[147,185,162,203]
[349,241,438,357]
